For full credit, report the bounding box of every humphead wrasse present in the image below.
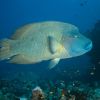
[0,21,92,69]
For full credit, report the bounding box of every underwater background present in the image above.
[0,0,100,100]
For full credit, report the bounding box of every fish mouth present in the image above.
[70,42,92,56]
[84,41,92,51]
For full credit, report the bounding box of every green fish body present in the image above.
[0,21,92,69]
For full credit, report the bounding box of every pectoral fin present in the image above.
[48,36,62,54]
[48,58,60,69]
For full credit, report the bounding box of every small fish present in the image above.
[80,0,88,6]
[0,21,92,69]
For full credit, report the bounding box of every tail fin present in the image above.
[0,38,13,60]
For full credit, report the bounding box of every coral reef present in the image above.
[0,78,100,100]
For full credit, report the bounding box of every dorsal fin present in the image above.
[11,24,33,39]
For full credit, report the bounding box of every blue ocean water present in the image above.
[0,0,100,99]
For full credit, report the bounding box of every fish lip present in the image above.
[84,42,92,51]
[71,45,92,56]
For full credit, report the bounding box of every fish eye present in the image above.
[69,35,79,38]
[74,35,79,38]
[71,31,79,38]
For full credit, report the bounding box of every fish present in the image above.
[0,21,92,69]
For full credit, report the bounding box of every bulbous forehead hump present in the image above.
[62,23,79,35]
